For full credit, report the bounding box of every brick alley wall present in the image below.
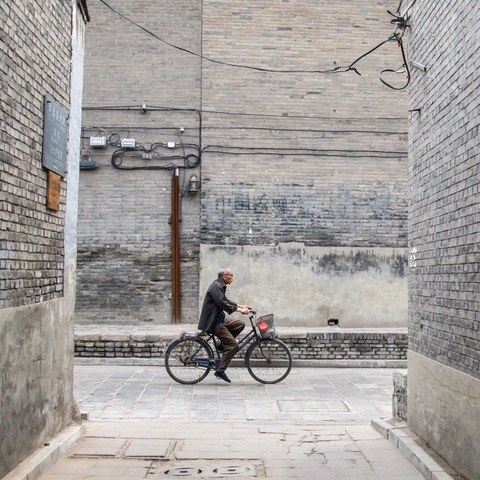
[1,2,71,308]
[407,1,479,381]
[405,1,480,479]
[78,0,409,327]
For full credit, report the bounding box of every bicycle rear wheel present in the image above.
[164,337,213,384]
[245,338,292,384]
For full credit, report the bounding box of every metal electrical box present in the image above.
[121,138,136,149]
[90,136,107,148]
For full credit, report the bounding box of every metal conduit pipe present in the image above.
[171,169,181,323]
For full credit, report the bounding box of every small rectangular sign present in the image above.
[46,170,61,211]
[42,95,68,177]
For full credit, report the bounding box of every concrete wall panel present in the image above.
[200,244,407,327]
[407,351,480,480]
[0,301,74,477]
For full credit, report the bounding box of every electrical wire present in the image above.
[82,104,406,122]
[83,125,185,132]
[379,34,410,90]
[331,32,410,90]
[98,0,411,87]
[111,151,200,171]
[202,145,407,159]
[98,0,333,74]
[201,126,407,136]
[82,124,406,136]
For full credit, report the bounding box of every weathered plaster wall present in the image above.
[0,301,74,477]
[200,244,408,327]
[407,351,480,479]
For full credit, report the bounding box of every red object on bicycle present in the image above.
[258,321,269,333]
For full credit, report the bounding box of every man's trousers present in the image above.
[213,317,246,371]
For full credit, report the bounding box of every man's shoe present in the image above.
[216,343,224,352]
[214,370,231,383]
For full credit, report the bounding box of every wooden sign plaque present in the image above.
[46,170,61,211]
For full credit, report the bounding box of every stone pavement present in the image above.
[25,364,455,480]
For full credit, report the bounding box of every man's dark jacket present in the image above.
[198,278,237,332]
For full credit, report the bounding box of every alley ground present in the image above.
[28,364,447,479]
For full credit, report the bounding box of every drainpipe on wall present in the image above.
[171,168,181,323]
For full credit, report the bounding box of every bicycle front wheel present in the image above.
[245,338,292,384]
[164,337,213,384]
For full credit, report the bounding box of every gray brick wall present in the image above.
[406,3,479,477]
[74,329,408,363]
[77,0,203,324]
[407,0,480,380]
[1,2,87,477]
[78,0,409,326]
[1,1,71,308]
[201,0,408,248]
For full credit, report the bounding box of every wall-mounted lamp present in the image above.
[187,174,200,194]
[79,158,99,170]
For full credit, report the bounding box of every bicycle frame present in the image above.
[202,310,260,359]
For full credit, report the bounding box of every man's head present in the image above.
[218,267,234,285]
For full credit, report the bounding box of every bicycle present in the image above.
[164,309,293,385]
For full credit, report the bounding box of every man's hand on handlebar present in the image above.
[237,305,251,315]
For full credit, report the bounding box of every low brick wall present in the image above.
[74,328,407,366]
[75,333,171,359]
[288,331,407,363]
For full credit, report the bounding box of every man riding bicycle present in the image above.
[198,267,250,383]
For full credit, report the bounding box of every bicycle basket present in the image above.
[256,314,276,338]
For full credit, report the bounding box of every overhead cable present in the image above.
[98,0,411,87]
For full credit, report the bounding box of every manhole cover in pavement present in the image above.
[213,465,255,475]
[164,466,202,477]
[162,462,261,477]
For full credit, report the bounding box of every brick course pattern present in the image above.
[407,0,480,380]
[200,0,409,248]
[0,1,71,308]
[74,330,407,362]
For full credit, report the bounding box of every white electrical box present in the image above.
[167,141,176,149]
[90,136,107,148]
[121,138,136,149]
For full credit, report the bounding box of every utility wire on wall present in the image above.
[98,0,410,90]
[82,104,406,121]
[201,145,407,159]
